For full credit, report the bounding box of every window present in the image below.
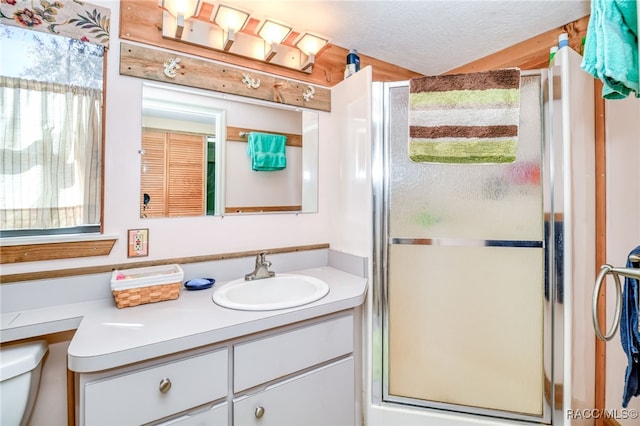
[0,24,104,237]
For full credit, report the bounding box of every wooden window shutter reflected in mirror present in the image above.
[167,132,206,216]
[141,129,167,218]
[141,129,205,217]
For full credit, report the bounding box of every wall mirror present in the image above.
[140,82,319,217]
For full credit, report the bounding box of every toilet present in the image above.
[0,340,48,426]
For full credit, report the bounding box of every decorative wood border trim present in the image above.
[225,206,302,214]
[594,79,608,426]
[68,367,75,426]
[0,243,329,284]
[120,42,331,112]
[226,126,302,147]
[0,238,117,265]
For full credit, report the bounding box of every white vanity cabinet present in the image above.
[77,348,228,426]
[76,312,357,426]
[232,313,356,425]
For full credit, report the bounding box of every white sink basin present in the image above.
[212,274,330,311]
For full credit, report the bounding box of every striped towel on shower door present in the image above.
[408,68,521,164]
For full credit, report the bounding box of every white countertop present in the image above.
[1,266,367,373]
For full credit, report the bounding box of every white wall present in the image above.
[604,96,640,422]
[328,68,372,258]
[225,143,302,209]
[2,0,332,277]
[328,66,373,426]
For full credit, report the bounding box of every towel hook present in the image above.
[303,85,315,102]
[163,58,181,78]
[592,264,623,341]
[242,74,260,89]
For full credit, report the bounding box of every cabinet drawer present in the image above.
[233,357,355,426]
[84,348,228,425]
[157,402,228,426]
[234,314,353,392]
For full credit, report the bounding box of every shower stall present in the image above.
[370,47,595,424]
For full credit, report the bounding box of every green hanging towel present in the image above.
[408,68,521,164]
[247,132,287,171]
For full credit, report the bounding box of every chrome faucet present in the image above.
[245,251,276,281]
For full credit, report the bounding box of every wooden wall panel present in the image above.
[226,126,302,147]
[120,42,332,111]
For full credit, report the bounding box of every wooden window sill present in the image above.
[0,234,117,264]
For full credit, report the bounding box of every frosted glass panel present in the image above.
[388,244,544,416]
[383,75,546,420]
[388,76,543,241]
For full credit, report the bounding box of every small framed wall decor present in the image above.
[127,228,149,257]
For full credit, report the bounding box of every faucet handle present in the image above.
[257,251,268,263]
[245,251,274,281]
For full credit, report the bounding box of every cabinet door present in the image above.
[233,357,355,426]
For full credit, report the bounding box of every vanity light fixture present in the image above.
[160,1,330,73]
[162,0,199,38]
[211,3,250,51]
[296,32,331,72]
[257,19,293,62]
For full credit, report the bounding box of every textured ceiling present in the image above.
[223,0,591,75]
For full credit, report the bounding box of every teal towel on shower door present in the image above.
[247,132,287,171]
[581,0,639,99]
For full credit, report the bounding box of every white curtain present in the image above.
[0,76,101,230]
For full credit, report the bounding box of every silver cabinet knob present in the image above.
[159,378,172,393]
[255,406,265,418]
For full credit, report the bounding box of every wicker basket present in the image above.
[111,264,183,309]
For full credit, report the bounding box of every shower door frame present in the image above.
[371,69,560,424]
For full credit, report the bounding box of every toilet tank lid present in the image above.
[0,340,48,382]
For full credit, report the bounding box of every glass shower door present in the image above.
[379,75,548,422]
